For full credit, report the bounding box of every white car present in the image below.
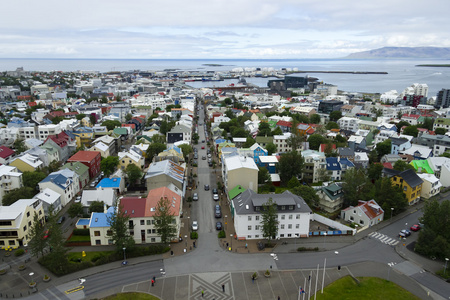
[192,221,198,231]
[213,194,219,201]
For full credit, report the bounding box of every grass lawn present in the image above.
[102,292,160,300]
[314,276,421,300]
[67,235,91,242]
[67,251,114,262]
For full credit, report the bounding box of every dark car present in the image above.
[215,204,222,218]
[204,184,210,191]
[57,216,66,224]
[209,161,213,167]
[216,222,223,230]
[202,156,206,160]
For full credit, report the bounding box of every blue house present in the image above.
[89,206,115,246]
[390,138,411,155]
[326,157,342,181]
[250,143,268,166]
[96,177,125,193]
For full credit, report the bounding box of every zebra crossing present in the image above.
[368,232,399,246]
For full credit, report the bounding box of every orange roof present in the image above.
[145,186,181,217]
[68,150,101,162]
[358,200,384,220]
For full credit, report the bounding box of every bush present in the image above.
[73,228,90,236]
[297,247,319,252]
[218,230,226,238]
[15,249,25,257]
[191,232,198,239]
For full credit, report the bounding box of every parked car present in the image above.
[192,221,198,231]
[201,146,205,149]
[194,153,198,159]
[90,182,96,188]
[57,216,66,224]
[204,184,210,191]
[209,161,213,167]
[207,154,212,158]
[410,224,421,231]
[399,229,411,237]
[215,205,222,218]
[193,193,199,201]
[216,222,223,230]
[212,188,219,201]
[75,196,82,203]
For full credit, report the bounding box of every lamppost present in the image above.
[123,247,127,264]
[445,258,449,275]
[230,234,233,251]
[390,207,394,221]
[323,232,327,249]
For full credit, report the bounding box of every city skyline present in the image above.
[2,0,450,59]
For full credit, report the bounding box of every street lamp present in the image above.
[390,207,394,221]
[323,232,327,249]
[445,258,449,275]
[123,247,126,263]
[230,234,233,251]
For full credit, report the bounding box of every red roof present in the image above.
[0,146,15,159]
[50,111,65,117]
[121,197,146,218]
[68,150,101,162]
[306,128,315,134]
[28,101,37,107]
[358,200,384,220]
[402,114,420,119]
[46,132,69,148]
[276,120,292,127]
[382,162,393,169]
[122,124,136,129]
[145,186,181,217]
[319,144,336,153]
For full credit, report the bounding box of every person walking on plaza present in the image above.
[222,284,225,292]
[201,289,204,297]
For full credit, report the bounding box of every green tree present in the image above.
[286,134,305,151]
[329,111,342,122]
[147,143,167,161]
[415,200,450,260]
[367,163,384,181]
[13,138,26,154]
[307,134,327,150]
[342,168,367,207]
[435,128,447,135]
[325,121,339,130]
[375,139,392,159]
[75,113,86,120]
[125,164,143,186]
[153,197,177,244]
[101,156,120,176]
[271,126,283,136]
[373,177,408,214]
[51,116,64,124]
[242,137,256,148]
[310,114,321,124]
[125,113,133,122]
[231,127,248,138]
[159,120,169,135]
[260,198,279,243]
[396,121,410,133]
[46,206,69,274]
[265,142,277,155]
[89,201,105,213]
[23,171,47,190]
[45,160,62,174]
[291,185,319,208]
[258,167,271,185]
[89,114,97,125]
[287,176,301,189]
[418,118,434,131]
[2,187,35,206]
[28,212,47,258]
[178,144,193,161]
[151,134,166,144]
[258,122,272,136]
[107,202,135,253]
[403,125,418,137]
[223,98,232,106]
[278,151,304,185]
[68,202,83,218]
[393,160,415,171]
[101,120,122,131]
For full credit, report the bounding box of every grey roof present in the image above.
[390,137,409,145]
[382,168,423,188]
[338,147,354,156]
[233,189,312,215]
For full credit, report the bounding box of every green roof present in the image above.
[410,160,433,174]
[435,118,450,126]
[229,185,246,199]
[255,136,273,144]
[62,161,89,175]
[268,120,277,128]
[113,128,128,135]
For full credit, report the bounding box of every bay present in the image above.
[1,58,449,96]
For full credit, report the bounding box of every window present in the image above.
[281,215,285,220]
[281,205,285,210]
[248,235,252,239]
[289,215,293,220]
[350,216,354,221]
[296,224,300,229]
[248,216,252,221]
[94,231,100,236]
[248,226,252,230]
[151,238,156,242]
[9,240,15,245]
[23,226,27,231]
[107,230,112,236]
[27,212,30,218]
[96,240,101,245]
[140,220,145,225]
[147,220,151,225]
[152,229,156,234]
[288,234,292,237]
[359,220,364,225]
[255,225,260,230]
[280,234,285,237]
[147,229,152,234]
[296,214,300,219]
[255,235,259,238]
[281,224,285,229]
[288,224,292,229]
[255,216,260,221]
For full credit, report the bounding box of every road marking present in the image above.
[65,286,84,294]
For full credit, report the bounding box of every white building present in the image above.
[37,124,62,141]
[273,133,292,153]
[33,188,62,214]
[0,165,23,206]
[222,154,258,192]
[417,174,442,199]
[338,117,359,132]
[231,189,312,240]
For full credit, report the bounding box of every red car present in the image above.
[201,146,205,149]
[410,224,421,232]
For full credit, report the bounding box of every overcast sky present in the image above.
[2,0,449,59]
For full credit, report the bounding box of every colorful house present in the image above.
[389,169,423,205]
[67,151,101,179]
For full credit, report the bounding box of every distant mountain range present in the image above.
[345,47,450,59]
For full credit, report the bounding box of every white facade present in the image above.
[338,117,359,132]
[222,154,258,192]
[0,165,23,206]
[417,174,442,199]
[37,124,62,141]
[273,133,292,153]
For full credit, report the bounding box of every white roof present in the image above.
[0,165,21,177]
[417,173,441,184]
[93,141,109,152]
[14,153,44,168]
[348,135,364,143]
[270,173,281,182]
[224,154,259,172]
[0,199,37,224]
[93,135,115,144]
[260,156,279,163]
[135,143,150,152]
[33,188,60,205]
[119,150,142,163]
[354,152,369,161]
[400,144,432,158]
[81,189,115,207]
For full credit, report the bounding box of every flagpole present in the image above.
[308,271,312,300]
[314,264,319,300]
[303,277,307,300]
[298,285,301,300]
[321,258,327,293]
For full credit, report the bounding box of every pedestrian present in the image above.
[308,275,311,281]
[252,276,255,283]
[193,241,196,248]
[278,296,280,300]
[151,279,154,286]
[222,284,225,292]
[201,289,204,297]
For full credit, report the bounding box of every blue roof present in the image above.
[339,158,355,168]
[40,173,72,190]
[90,207,114,228]
[96,177,121,188]
[326,157,341,171]
[215,138,226,144]
[166,145,181,154]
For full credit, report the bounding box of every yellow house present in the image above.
[119,150,145,171]
[81,117,92,127]
[0,199,45,249]
[73,129,95,148]
[390,169,423,205]
[10,154,44,172]
[90,142,111,158]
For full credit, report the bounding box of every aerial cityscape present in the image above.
[1,1,450,300]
